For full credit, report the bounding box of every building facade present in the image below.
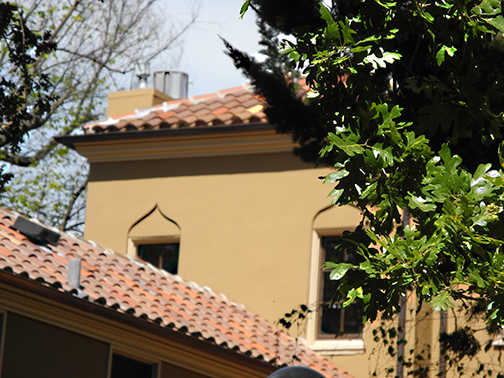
[59,84,504,378]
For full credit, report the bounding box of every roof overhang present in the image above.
[0,269,276,378]
[56,123,295,163]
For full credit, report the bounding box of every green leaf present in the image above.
[339,19,355,45]
[344,287,364,307]
[361,181,378,199]
[374,0,397,8]
[430,291,454,311]
[324,169,349,184]
[324,262,354,280]
[327,133,365,156]
[239,0,250,18]
[499,142,504,170]
[472,0,501,16]
[469,268,487,288]
[483,15,504,33]
[328,188,345,205]
[436,45,457,66]
[319,3,335,24]
[376,103,403,132]
[408,193,436,212]
[363,51,402,69]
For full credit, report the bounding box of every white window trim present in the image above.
[307,339,365,356]
[306,229,365,355]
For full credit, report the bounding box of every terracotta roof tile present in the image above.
[85,84,268,134]
[0,208,352,378]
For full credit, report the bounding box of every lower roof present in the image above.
[0,208,352,378]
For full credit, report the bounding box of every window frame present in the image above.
[108,348,159,378]
[127,236,181,273]
[318,235,363,340]
[137,243,180,274]
[306,229,365,355]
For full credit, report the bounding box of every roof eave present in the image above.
[56,122,274,150]
[0,269,276,378]
[55,122,296,163]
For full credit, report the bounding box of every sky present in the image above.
[155,0,261,98]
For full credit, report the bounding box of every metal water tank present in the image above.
[153,70,189,99]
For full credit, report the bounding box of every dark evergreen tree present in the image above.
[232,1,504,375]
[229,0,504,170]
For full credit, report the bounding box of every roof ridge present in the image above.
[83,83,266,134]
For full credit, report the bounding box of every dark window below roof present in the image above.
[138,243,179,274]
[111,353,156,378]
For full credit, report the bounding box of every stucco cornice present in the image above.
[57,123,294,163]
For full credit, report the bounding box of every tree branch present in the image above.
[60,176,87,231]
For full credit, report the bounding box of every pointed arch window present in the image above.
[127,205,181,275]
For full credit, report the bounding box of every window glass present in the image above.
[110,354,155,378]
[138,243,179,274]
[320,236,363,337]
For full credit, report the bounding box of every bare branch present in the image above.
[60,176,87,231]
[56,47,127,74]
[0,0,198,232]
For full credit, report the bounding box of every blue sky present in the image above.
[158,0,261,97]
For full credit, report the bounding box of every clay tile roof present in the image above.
[0,208,352,378]
[85,84,268,134]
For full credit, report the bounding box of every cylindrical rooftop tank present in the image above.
[153,70,189,99]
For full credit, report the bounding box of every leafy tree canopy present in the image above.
[232,0,504,336]
[0,2,55,191]
[0,0,196,233]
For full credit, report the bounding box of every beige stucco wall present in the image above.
[69,85,504,378]
[84,151,362,326]
[78,132,504,378]
[80,140,388,377]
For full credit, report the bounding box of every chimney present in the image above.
[106,69,189,118]
[106,88,172,118]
